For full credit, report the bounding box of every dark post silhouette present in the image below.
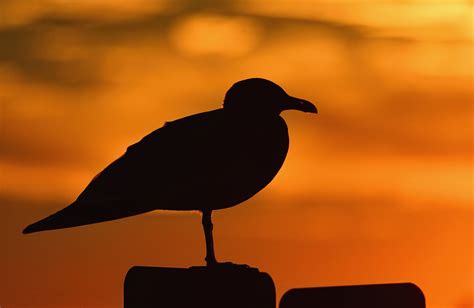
[279,283,425,308]
[124,266,276,308]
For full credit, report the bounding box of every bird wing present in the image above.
[77,109,231,210]
[23,109,288,233]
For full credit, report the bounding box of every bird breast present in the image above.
[205,115,289,210]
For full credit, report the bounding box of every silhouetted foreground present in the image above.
[280,283,425,308]
[23,78,317,265]
[124,266,425,308]
[124,266,276,308]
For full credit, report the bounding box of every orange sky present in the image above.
[1,1,473,307]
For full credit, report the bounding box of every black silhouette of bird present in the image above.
[23,78,317,266]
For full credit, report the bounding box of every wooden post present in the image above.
[280,283,425,308]
[124,266,276,308]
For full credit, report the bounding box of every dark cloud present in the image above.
[0,17,104,88]
[0,3,370,88]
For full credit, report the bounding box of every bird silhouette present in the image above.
[23,78,317,266]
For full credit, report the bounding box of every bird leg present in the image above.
[202,210,217,266]
[201,210,251,269]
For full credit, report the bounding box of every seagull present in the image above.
[23,78,317,266]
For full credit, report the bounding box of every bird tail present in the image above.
[23,217,57,234]
[22,201,97,234]
[23,204,75,234]
[22,199,148,234]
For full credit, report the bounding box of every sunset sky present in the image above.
[1,0,472,307]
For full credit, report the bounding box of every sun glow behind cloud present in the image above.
[170,14,262,57]
[1,0,472,307]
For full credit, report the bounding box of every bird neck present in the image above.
[223,108,281,121]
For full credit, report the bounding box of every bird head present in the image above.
[223,78,317,115]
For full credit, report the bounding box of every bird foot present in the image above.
[205,261,255,271]
[189,261,258,272]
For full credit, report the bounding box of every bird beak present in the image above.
[285,95,318,113]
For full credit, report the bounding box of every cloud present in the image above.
[0,0,470,213]
[0,0,373,88]
[0,17,104,88]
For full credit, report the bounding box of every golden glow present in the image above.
[239,0,473,40]
[170,14,262,57]
[1,0,472,307]
[0,0,166,27]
